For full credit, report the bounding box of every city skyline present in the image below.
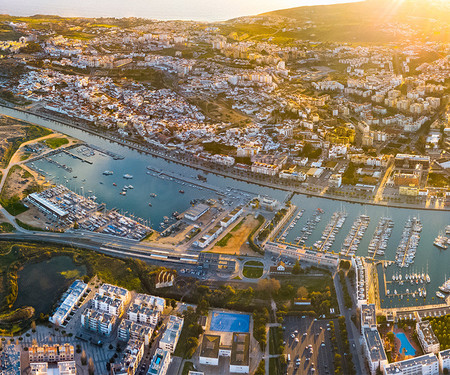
[0,0,361,21]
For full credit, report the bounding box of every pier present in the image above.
[41,156,72,172]
[88,144,124,160]
[62,149,93,164]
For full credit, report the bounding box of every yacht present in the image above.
[123,174,133,179]
[433,234,448,250]
[103,171,114,176]
[436,291,446,299]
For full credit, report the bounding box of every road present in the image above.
[333,273,368,375]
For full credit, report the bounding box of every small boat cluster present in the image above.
[313,211,347,252]
[340,214,370,256]
[395,217,422,268]
[278,209,304,242]
[433,233,449,250]
[391,270,430,285]
[368,217,394,258]
[437,279,450,299]
[295,208,324,245]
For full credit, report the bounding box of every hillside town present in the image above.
[0,14,449,209]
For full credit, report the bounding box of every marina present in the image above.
[395,217,422,268]
[294,208,324,246]
[340,214,370,256]
[313,210,347,252]
[368,217,394,259]
[2,105,448,310]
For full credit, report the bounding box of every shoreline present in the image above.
[1,104,448,212]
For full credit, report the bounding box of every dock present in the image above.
[88,144,124,160]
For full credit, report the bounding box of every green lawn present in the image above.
[44,137,69,149]
[245,260,264,267]
[242,264,263,279]
[0,222,15,233]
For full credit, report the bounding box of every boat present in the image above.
[103,171,114,176]
[113,183,117,186]
[436,291,446,299]
[128,185,134,189]
[120,191,126,196]
[150,193,157,197]
[446,225,450,235]
[148,203,152,207]
[123,174,133,179]
[439,278,450,293]
[73,176,77,178]
[197,174,207,182]
[179,190,185,194]
[433,234,448,250]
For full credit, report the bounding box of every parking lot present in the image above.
[283,316,334,375]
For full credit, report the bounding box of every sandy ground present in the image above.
[1,165,38,200]
[16,206,49,229]
[211,215,261,256]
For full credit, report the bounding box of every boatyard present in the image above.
[25,185,150,240]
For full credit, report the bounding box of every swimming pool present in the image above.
[395,332,416,356]
[210,312,250,333]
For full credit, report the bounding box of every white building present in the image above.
[438,349,450,373]
[159,315,184,353]
[363,328,388,375]
[118,319,153,346]
[98,283,130,303]
[49,280,88,326]
[134,293,166,312]
[127,303,160,326]
[147,348,171,375]
[199,335,220,366]
[81,309,116,336]
[384,353,439,375]
[416,321,440,354]
[92,294,124,316]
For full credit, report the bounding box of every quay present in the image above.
[62,149,93,164]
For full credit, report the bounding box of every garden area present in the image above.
[242,260,264,279]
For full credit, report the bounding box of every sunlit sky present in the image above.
[0,0,362,21]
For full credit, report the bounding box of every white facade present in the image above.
[384,353,439,375]
[439,349,450,373]
[159,315,184,353]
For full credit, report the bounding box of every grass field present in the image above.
[242,261,264,279]
[44,137,69,149]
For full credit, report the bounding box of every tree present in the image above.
[81,350,87,366]
[297,286,308,299]
[256,278,281,295]
[292,260,301,275]
[88,357,95,375]
[31,321,36,332]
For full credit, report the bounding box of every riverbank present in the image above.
[0,104,448,212]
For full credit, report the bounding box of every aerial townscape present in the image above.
[0,0,449,374]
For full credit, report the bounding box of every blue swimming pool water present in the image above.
[210,312,250,333]
[395,332,416,356]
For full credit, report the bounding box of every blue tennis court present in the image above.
[210,312,250,333]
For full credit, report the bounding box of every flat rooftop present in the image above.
[363,328,387,363]
[200,334,220,359]
[230,332,250,367]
